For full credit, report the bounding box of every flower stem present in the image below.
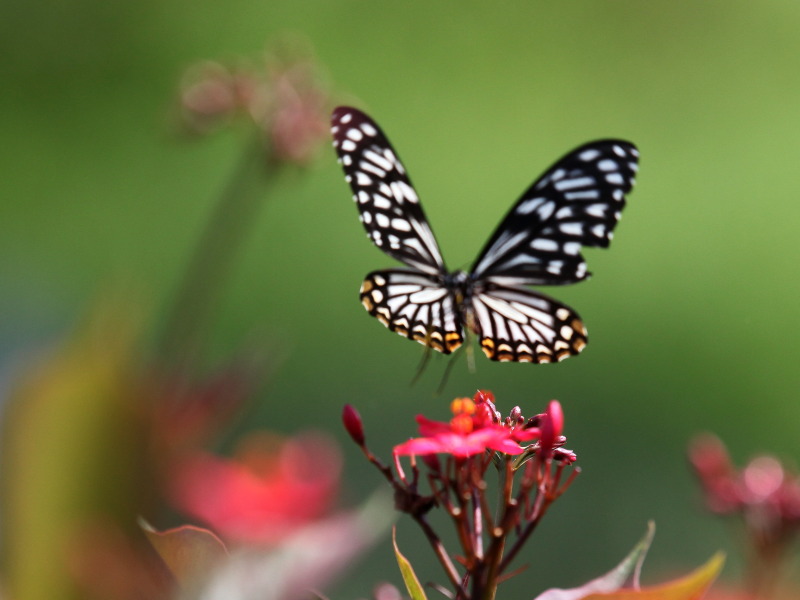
[414,514,464,592]
[498,460,551,574]
[159,135,272,373]
[475,459,515,600]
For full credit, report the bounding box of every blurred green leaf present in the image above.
[0,299,152,600]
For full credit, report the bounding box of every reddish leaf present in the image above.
[141,521,228,587]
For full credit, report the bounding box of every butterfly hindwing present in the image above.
[360,269,464,354]
[331,107,446,276]
[467,281,587,363]
[471,140,639,285]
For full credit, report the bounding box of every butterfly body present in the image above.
[332,106,638,363]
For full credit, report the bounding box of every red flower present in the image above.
[394,393,534,458]
[169,432,341,544]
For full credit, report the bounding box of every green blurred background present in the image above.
[3,0,800,596]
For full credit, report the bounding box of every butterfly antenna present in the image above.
[411,345,433,386]
[435,347,463,395]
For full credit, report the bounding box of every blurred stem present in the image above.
[159,136,273,374]
[745,539,787,600]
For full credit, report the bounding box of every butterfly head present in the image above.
[444,270,470,301]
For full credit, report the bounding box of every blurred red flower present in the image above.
[169,431,341,544]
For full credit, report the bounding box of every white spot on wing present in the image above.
[585,203,606,217]
[556,206,574,219]
[598,159,617,172]
[360,161,385,177]
[409,288,448,303]
[532,238,559,252]
[391,218,412,232]
[564,190,600,200]
[560,222,585,236]
[373,195,391,210]
[517,197,546,215]
[399,181,418,203]
[554,176,595,191]
[364,149,393,171]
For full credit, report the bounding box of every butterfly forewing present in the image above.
[360,269,464,354]
[467,282,587,363]
[471,140,639,285]
[331,107,446,275]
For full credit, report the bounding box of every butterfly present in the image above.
[331,106,638,363]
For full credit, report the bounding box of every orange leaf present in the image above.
[583,552,725,600]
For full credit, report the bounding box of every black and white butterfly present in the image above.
[331,106,638,363]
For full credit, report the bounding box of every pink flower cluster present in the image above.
[177,45,330,166]
[690,433,800,548]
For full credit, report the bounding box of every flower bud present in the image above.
[342,404,365,446]
[539,400,564,457]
